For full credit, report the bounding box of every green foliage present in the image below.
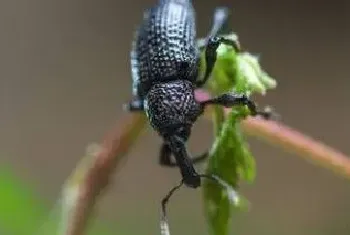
[0,164,48,235]
[200,33,277,235]
[0,162,118,235]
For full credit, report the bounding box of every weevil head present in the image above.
[144,80,203,141]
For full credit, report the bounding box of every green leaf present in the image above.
[0,164,47,235]
[0,162,120,235]
[203,107,254,235]
[201,33,277,96]
[200,33,277,235]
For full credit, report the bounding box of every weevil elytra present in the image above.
[124,0,270,205]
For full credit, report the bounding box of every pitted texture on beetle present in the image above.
[144,80,202,134]
[131,0,199,97]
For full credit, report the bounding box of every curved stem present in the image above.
[241,117,350,180]
[61,113,147,235]
[60,90,350,235]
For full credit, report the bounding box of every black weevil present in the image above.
[124,0,270,204]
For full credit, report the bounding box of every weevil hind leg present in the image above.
[159,143,209,168]
[197,6,230,50]
[159,143,177,167]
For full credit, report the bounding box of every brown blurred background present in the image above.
[1,0,350,234]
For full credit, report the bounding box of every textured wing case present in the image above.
[131,0,199,97]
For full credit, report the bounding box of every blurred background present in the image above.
[1,0,350,234]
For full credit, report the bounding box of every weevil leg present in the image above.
[159,143,208,168]
[191,152,208,164]
[208,7,230,39]
[159,143,177,167]
[201,93,273,119]
[197,7,230,50]
[196,36,241,88]
[123,98,145,112]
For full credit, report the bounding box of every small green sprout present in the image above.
[200,32,277,235]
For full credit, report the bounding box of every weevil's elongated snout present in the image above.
[183,173,201,188]
[166,135,201,188]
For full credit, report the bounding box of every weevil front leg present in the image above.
[201,93,273,119]
[196,36,241,88]
[159,143,209,168]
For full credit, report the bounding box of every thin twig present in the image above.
[60,90,350,235]
[241,117,350,180]
[61,113,147,235]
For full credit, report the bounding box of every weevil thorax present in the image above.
[144,80,203,141]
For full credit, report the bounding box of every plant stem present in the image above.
[61,113,147,235]
[60,90,350,235]
[241,117,350,180]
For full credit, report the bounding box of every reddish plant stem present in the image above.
[62,90,350,235]
[241,117,350,179]
[63,113,147,235]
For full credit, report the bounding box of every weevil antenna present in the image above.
[159,174,240,235]
[160,179,185,235]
